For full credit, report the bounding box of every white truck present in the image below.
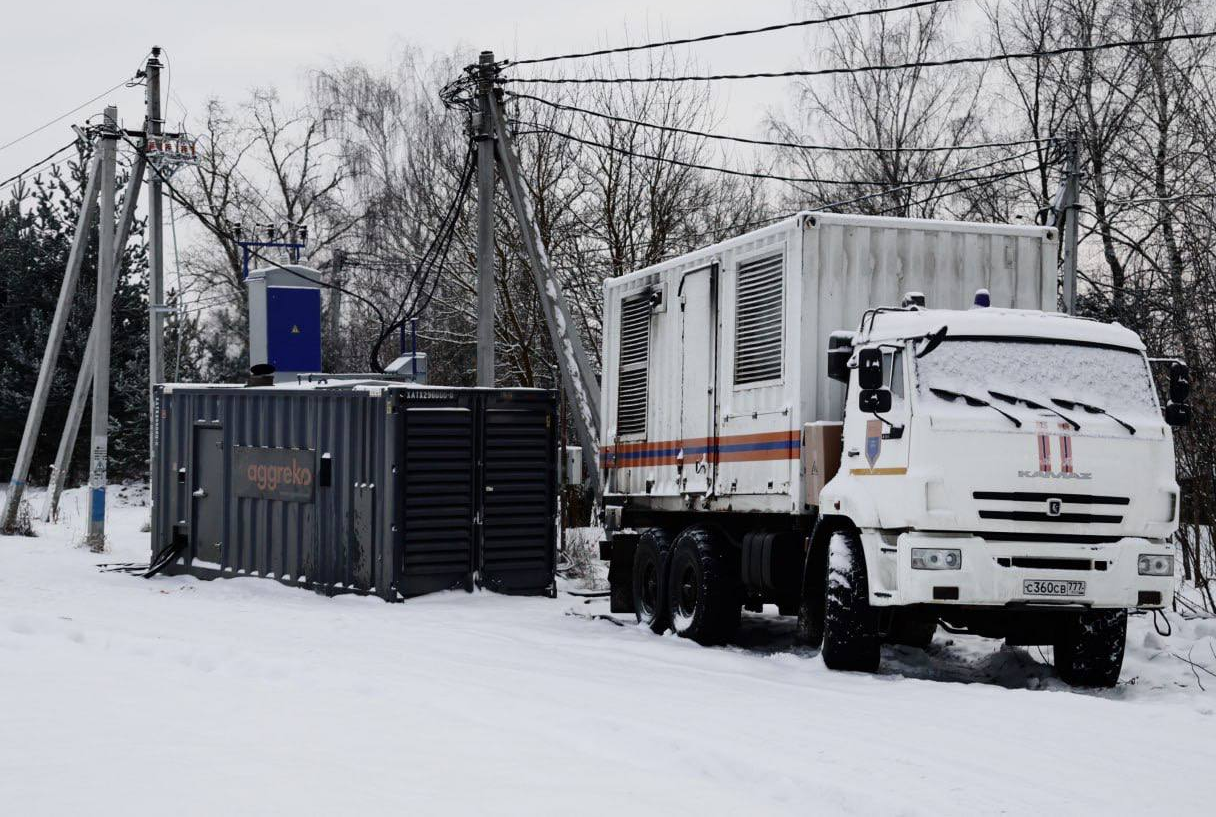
[599,212,1188,687]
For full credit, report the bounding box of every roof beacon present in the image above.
[973,288,991,308]
[902,291,926,309]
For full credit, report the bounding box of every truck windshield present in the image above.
[914,339,1159,423]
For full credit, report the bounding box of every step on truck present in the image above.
[599,212,1187,687]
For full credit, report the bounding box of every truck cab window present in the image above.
[883,349,905,399]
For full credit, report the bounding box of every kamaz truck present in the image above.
[598,212,1187,687]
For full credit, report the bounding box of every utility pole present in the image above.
[44,154,146,522]
[86,106,119,552]
[0,147,102,533]
[474,51,497,387]
[146,48,166,489]
[1060,130,1082,315]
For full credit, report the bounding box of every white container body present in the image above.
[599,212,1058,514]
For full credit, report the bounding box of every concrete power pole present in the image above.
[43,154,146,522]
[86,106,119,552]
[146,48,166,488]
[474,51,497,387]
[1060,131,1082,315]
[0,147,102,533]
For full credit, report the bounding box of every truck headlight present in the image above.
[1138,554,1174,576]
[912,548,962,570]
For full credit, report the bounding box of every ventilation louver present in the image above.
[734,253,784,385]
[616,296,651,436]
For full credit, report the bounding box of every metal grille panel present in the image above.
[734,252,784,385]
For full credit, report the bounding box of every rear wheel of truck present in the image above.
[668,526,741,646]
[632,529,671,633]
[821,530,880,673]
[1053,609,1127,688]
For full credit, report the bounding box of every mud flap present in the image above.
[606,532,639,613]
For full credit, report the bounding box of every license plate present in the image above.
[1023,579,1086,597]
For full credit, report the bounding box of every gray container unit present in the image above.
[151,384,558,601]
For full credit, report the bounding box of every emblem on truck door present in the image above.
[865,420,882,468]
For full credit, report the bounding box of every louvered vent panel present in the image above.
[734,253,784,385]
[616,296,651,436]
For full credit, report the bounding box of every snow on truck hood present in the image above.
[862,307,1145,351]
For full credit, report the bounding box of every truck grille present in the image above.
[972,491,1128,525]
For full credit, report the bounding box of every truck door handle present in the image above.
[192,488,208,498]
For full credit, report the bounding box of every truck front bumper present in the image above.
[861,531,1174,609]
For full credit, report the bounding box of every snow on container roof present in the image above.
[862,307,1145,351]
[604,210,1056,292]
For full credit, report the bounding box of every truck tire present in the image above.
[821,530,880,672]
[1053,609,1127,688]
[795,538,827,648]
[632,529,671,633]
[667,526,741,646]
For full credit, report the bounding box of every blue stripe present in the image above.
[90,489,106,524]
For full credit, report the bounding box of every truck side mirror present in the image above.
[857,347,883,390]
[859,388,892,414]
[1165,402,1191,427]
[1169,362,1191,403]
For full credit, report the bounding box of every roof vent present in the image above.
[902,291,926,309]
[973,288,991,308]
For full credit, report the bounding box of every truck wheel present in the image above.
[632,529,671,633]
[667,526,741,646]
[1053,609,1127,688]
[821,530,880,673]
[795,538,827,648]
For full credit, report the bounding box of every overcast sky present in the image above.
[1,0,829,177]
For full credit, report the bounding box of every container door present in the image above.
[399,407,475,596]
[480,402,556,593]
[679,264,718,495]
[191,425,224,565]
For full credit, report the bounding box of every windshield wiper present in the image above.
[988,389,1081,430]
[1051,398,1135,435]
[930,387,1022,428]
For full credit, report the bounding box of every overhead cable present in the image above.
[508,0,952,66]
[504,29,1216,84]
[508,91,1048,154]
[0,141,80,191]
[0,78,134,155]
[512,121,1044,187]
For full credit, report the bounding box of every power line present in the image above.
[508,91,1048,154]
[512,120,1043,187]
[508,0,952,66]
[0,77,133,155]
[0,141,80,191]
[504,29,1216,84]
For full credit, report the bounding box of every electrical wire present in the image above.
[512,120,1043,187]
[508,92,1049,154]
[366,144,476,372]
[507,0,952,66]
[504,29,1216,84]
[0,77,133,154]
[0,141,80,191]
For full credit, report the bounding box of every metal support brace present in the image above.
[488,93,602,495]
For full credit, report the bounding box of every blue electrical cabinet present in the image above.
[246,264,324,379]
[266,287,322,373]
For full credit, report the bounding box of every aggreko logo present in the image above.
[247,460,313,492]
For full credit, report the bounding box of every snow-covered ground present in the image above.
[2,486,1214,815]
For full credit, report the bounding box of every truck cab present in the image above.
[810,301,1186,684]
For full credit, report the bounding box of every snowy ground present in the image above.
[2,486,1215,815]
